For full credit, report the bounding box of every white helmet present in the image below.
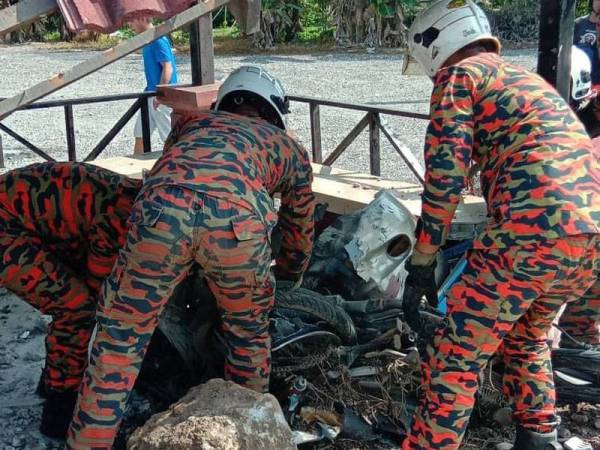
[215,65,289,130]
[406,0,501,78]
[571,46,592,106]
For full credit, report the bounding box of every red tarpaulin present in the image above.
[57,0,194,33]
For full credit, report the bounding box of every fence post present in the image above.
[64,104,76,161]
[140,97,152,153]
[190,12,215,85]
[309,102,322,163]
[0,133,4,168]
[369,112,381,176]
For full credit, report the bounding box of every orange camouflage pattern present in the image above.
[559,277,600,347]
[416,52,599,255]
[405,52,600,450]
[66,112,315,450]
[0,162,140,392]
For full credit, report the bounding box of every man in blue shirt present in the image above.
[130,18,178,154]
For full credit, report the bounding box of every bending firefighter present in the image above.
[66,66,316,450]
[401,2,600,450]
[0,162,141,438]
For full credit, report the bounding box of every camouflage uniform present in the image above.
[66,112,315,450]
[0,162,141,392]
[404,53,600,450]
[559,278,600,347]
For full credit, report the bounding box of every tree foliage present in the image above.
[0,0,594,47]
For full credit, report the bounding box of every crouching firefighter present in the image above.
[65,66,316,450]
[0,162,141,438]
[401,1,600,449]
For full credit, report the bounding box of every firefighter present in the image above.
[401,1,600,449]
[65,66,316,450]
[0,162,141,438]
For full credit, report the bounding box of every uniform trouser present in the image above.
[66,186,274,450]
[0,230,96,392]
[403,235,599,450]
[558,277,600,346]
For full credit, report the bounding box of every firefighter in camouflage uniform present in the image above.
[401,1,600,449]
[66,66,316,450]
[0,162,141,438]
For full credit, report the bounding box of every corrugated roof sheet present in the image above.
[57,0,194,33]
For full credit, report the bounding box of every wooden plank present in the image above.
[0,0,230,120]
[0,0,57,37]
[88,153,485,222]
[157,83,220,111]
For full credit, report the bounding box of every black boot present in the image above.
[513,425,562,450]
[39,389,79,439]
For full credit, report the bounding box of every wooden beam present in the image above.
[88,152,484,223]
[157,83,221,111]
[190,12,215,85]
[0,0,57,38]
[0,0,229,120]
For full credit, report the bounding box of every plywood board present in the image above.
[89,152,486,221]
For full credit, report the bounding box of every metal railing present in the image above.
[0,92,156,165]
[0,92,429,184]
[289,95,427,183]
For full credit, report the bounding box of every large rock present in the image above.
[128,379,295,450]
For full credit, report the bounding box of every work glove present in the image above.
[402,256,438,333]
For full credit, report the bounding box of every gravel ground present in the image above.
[0,44,536,183]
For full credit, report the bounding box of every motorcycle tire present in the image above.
[275,288,358,345]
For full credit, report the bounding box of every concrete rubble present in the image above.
[127,379,295,450]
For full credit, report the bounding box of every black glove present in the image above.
[402,259,438,333]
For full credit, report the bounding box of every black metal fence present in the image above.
[0,92,428,184]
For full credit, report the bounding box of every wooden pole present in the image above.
[190,13,215,85]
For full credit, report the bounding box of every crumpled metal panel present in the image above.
[57,0,193,33]
[344,190,416,300]
[57,0,260,34]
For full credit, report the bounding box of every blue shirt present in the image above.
[143,36,178,91]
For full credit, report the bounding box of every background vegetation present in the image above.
[0,0,593,49]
